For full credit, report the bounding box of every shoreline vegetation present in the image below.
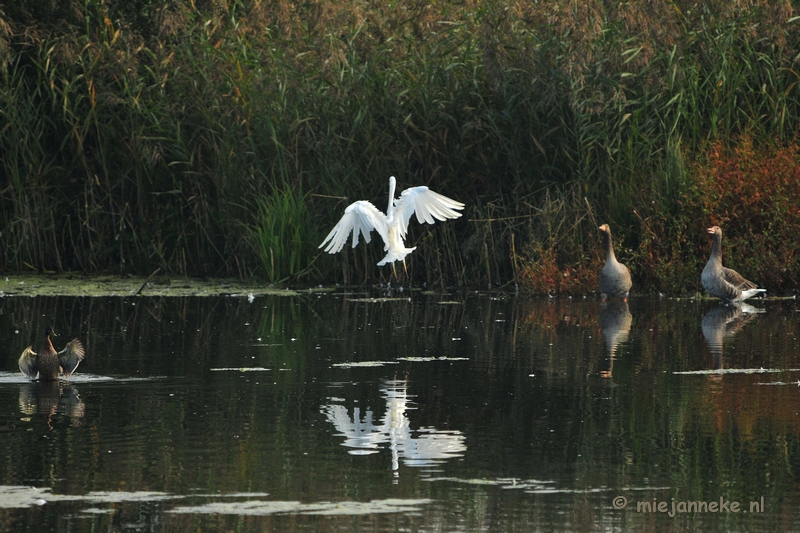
[1,1,799,295]
[0,272,795,299]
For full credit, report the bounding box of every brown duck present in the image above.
[18,326,85,381]
[701,226,765,303]
[598,224,632,302]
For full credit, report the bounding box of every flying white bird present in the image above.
[319,176,465,271]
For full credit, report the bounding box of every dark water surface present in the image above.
[0,292,799,532]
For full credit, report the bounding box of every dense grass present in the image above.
[0,1,799,293]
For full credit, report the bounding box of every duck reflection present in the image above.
[19,381,85,427]
[599,301,632,378]
[702,303,764,370]
[321,379,466,473]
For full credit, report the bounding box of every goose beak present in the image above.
[706,227,715,234]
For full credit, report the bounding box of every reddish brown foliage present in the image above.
[517,243,602,296]
[688,138,800,291]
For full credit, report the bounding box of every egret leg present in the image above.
[391,262,397,280]
[402,259,408,275]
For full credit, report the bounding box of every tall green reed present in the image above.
[248,184,319,284]
[1,1,799,291]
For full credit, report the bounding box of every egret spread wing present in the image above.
[393,186,465,237]
[59,338,85,377]
[319,201,389,254]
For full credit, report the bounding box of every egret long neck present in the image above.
[386,176,397,222]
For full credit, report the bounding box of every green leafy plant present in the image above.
[248,187,318,284]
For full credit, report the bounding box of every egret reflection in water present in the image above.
[598,301,632,378]
[701,303,764,370]
[322,379,466,473]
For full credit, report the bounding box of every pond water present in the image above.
[0,291,799,532]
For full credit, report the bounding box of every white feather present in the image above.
[735,288,766,302]
[320,177,464,266]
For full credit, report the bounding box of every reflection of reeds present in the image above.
[2,294,800,529]
[1,2,799,290]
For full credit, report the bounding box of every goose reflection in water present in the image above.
[19,381,85,428]
[599,301,632,378]
[321,379,466,474]
[702,303,764,370]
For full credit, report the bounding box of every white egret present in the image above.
[319,176,464,271]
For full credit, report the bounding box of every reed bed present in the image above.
[0,1,799,293]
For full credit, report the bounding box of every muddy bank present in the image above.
[0,274,307,297]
